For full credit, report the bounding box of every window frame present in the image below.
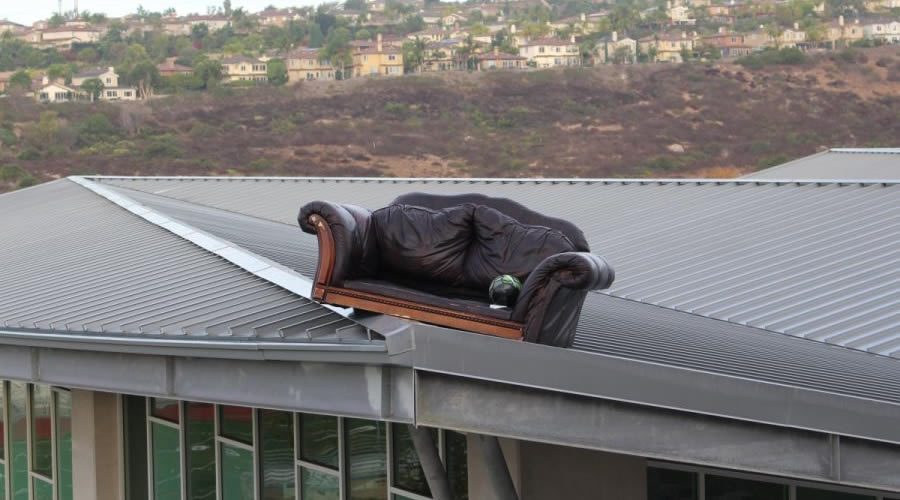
[295,412,343,500]
[648,461,894,500]
[215,405,258,500]
[146,399,185,500]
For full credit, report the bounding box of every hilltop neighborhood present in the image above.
[0,0,898,102]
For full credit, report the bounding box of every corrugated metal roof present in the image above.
[744,148,900,180]
[95,176,900,358]
[0,179,373,344]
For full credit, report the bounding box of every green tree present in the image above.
[355,28,372,40]
[191,23,210,45]
[267,59,288,85]
[77,47,100,64]
[308,23,325,47]
[402,37,427,73]
[9,71,32,92]
[193,56,223,88]
[48,13,65,27]
[80,78,104,102]
[47,63,74,84]
[223,0,233,15]
[126,61,160,98]
[321,27,352,78]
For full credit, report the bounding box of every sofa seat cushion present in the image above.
[371,203,475,287]
[462,205,577,289]
[342,278,513,321]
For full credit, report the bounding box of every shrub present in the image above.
[76,113,118,147]
[142,134,182,159]
[0,127,17,146]
[0,165,28,182]
[736,48,806,69]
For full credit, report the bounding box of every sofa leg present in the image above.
[410,425,454,500]
[477,434,520,500]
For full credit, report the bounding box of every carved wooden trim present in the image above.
[323,287,524,340]
[309,214,335,300]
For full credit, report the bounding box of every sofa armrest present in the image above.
[299,201,376,297]
[512,252,614,347]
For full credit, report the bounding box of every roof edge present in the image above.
[85,175,900,186]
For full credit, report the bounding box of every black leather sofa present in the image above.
[299,192,614,347]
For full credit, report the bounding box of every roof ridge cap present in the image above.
[68,176,348,314]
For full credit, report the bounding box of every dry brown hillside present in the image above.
[1,46,898,191]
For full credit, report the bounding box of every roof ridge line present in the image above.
[85,175,900,186]
[68,176,349,316]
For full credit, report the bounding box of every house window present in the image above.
[106,78,111,83]
[124,91,132,97]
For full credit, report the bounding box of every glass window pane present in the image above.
[221,443,255,500]
[31,385,52,478]
[299,414,339,469]
[345,418,387,500]
[0,464,5,500]
[0,383,4,461]
[32,478,53,500]
[152,422,182,500]
[648,467,698,500]
[55,391,73,500]
[123,395,148,500]
[259,410,295,500]
[151,398,180,423]
[10,382,28,500]
[796,488,875,500]
[300,467,339,500]
[220,406,253,445]
[185,402,216,500]
[445,431,468,500]
[390,424,430,497]
[706,474,788,500]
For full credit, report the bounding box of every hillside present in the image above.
[1,46,898,191]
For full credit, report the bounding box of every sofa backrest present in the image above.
[371,201,578,289]
[393,192,590,252]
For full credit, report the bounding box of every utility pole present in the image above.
[58,0,63,16]
[74,0,79,16]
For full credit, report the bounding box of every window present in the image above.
[706,474,788,500]
[0,382,72,500]
[648,468,697,500]
[795,488,874,500]
[140,399,468,500]
[218,406,255,500]
[345,419,386,500]
[185,402,215,500]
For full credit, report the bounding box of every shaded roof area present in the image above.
[0,179,372,344]
[744,148,900,180]
[96,179,900,408]
[96,176,900,359]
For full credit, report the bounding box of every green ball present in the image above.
[489,275,522,307]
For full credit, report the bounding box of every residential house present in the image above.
[408,27,447,42]
[518,36,581,67]
[353,34,404,77]
[368,0,387,13]
[161,17,191,36]
[639,31,695,62]
[668,1,697,25]
[421,11,443,27]
[15,30,44,45]
[475,48,527,70]
[258,8,298,27]
[36,81,84,103]
[335,9,364,22]
[701,29,753,57]
[862,17,900,43]
[442,13,468,28]
[186,14,231,32]
[596,31,638,63]
[825,16,865,46]
[221,56,268,83]
[864,0,900,10]
[743,28,773,49]
[40,26,102,49]
[284,48,336,82]
[0,19,26,34]
[157,58,194,77]
[71,67,139,101]
[0,71,15,93]
[422,39,462,72]
[778,23,807,47]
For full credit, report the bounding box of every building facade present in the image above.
[285,49,336,82]
[221,56,268,83]
[518,37,581,67]
[353,35,404,77]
